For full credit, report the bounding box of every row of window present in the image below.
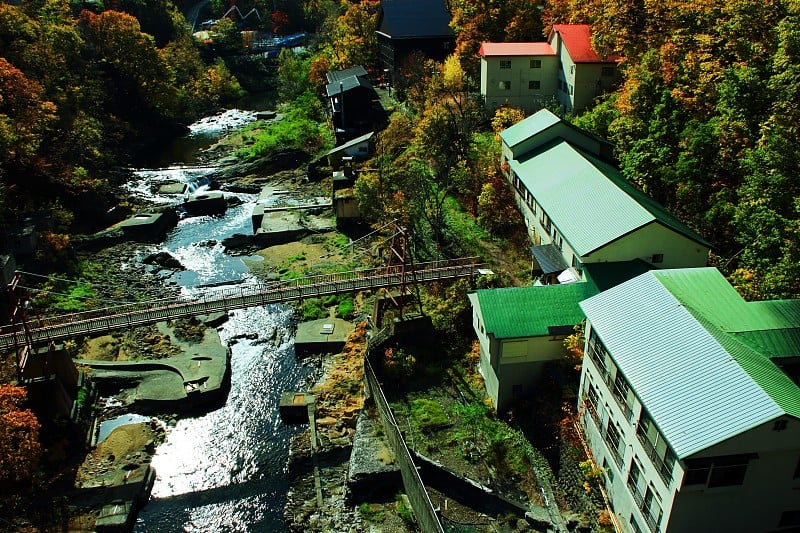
[628,459,663,533]
[587,330,636,422]
[499,59,542,69]
[496,80,542,90]
[585,381,662,533]
[512,173,582,273]
[586,329,763,493]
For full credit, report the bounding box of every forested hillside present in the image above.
[541,0,800,299]
[2,0,797,299]
[0,0,242,236]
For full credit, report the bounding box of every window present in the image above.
[708,461,748,487]
[651,253,664,264]
[630,514,643,533]
[530,59,541,68]
[602,458,614,482]
[572,255,583,273]
[637,411,677,486]
[628,460,645,506]
[774,419,788,431]
[499,60,512,69]
[683,454,755,488]
[588,328,609,375]
[604,421,624,467]
[499,80,511,90]
[602,66,615,77]
[569,84,574,95]
[570,65,575,74]
[612,371,634,421]
[641,487,663,532]
[628,460,663,532]
[528,80,541,90]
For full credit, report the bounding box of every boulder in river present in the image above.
[143,251,184,270]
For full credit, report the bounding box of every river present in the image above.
[125,108,312,532]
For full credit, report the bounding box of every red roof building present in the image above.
[480,24,620,115]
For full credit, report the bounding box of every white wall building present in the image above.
[498,109,711,281]
[579,267,800,533]
[480,24,619,115]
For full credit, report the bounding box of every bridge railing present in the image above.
[0,258,486,348]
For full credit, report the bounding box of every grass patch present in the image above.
[301,299,327,320]
[410,398,449,432]
[236,91,332,160]
[395,494,414,525]
[336,296,354,319]
[358,503,386,523]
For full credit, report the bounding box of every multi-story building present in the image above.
[480,24,619,115]
[579,267,800,532]
[499,108,711,282]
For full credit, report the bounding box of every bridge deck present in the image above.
[0,259,485,351]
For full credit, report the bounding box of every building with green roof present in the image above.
[578,267,800,533]
[468,281,596,411]
[467,260,651,411]
[499,110,711,280]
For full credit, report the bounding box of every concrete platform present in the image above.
[280,392,315,424]
[295,318,354,356]
[251,208,336,246]
[347,408,401,502]
[158,182,188,195]
[120,210,178,242]
[184,191,227,216]
[76,320,230,411]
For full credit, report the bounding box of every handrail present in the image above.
[1,259,485,351]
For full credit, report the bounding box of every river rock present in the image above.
[143,251,185,270]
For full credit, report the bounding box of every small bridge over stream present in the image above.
[0,257,485,357]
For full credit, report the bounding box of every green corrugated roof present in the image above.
[582,152,713,250]
[499,109,560,148]
[653,268,800,419]
[476,280,597,339]
[510,140,709,256]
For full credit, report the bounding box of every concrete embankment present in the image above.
[76,316,231,412]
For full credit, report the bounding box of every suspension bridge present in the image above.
[1,257,485,353]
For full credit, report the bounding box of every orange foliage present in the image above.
[0,385,41,485]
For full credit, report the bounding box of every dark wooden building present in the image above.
[325,66,376,142]
[376,0,455,81]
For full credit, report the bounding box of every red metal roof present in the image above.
[549,24,611,63]
[479,42,555,57]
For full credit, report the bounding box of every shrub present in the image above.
[358,503,385,522]
[336,297,354,318]
[410,398,448,431]
[301,300,327,320]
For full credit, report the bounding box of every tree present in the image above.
[0,385,41,487]
[490,106,525,135]
[477,174,519,234]
[329,0,378,69]
[277,48,311,101]
[0,58,56,167]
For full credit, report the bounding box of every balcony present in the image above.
[628,479,644,507]
[636,428,673,486]
[610,380,633,422]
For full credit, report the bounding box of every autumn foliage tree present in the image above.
[0,385,41,488]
